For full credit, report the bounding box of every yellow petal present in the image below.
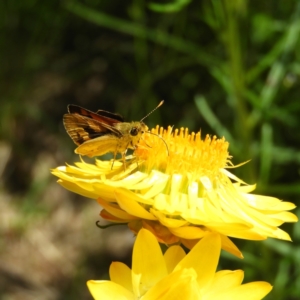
[267,211,298,223]
[245,194,296,211]
[142,269,201,300]
[97,198,138,221]
[170,235,243,259]
[221,168,248,185]
[103,171,148,188]
[270,228,292,241]
[206,270,244,297]
[204,223,267,240]
[57,179,99,199]
[151,209,189,228]
[234,183,257,193]
[153,192,189,215]
[100,209,129,223]
[109,262,133,293]
[75,161,104,173]
[210,281,272,300]
[132,229,168,297]
[115,189,157,220]
[87,280,134,300]
[169,226,206,239]
[164,246,186,273]
[175,233,221,288]
[220,235,243,259]
[141,220,181,244]
[130,170,169,195]
[89,183,121,201]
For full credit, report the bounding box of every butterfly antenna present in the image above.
[147,131,169,156]
[140,100,164,122]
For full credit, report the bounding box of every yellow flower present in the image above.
[87,229,272,300]
[52,126,297,258]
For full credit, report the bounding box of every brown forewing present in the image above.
[68,105,124,123]
[63,105,123,146]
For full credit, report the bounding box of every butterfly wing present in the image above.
[74,135,120,157]
[68,105,124,123]
[64,105,123,146]
[95,109,123,122]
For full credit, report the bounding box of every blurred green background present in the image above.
[1,0,300,299]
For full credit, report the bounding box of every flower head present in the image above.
[52,126,297,257]
[87,229,272,300]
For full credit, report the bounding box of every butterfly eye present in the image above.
[130,127,139,136]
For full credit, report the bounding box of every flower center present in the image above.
[135,126,231,180]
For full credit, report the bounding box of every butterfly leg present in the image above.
[131,145,140,168]
[121,152,126,171]
[110,143,128,171]
[111,148,118,170]
[121,144,130,171]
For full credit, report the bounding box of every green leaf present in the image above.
[148,0,192,13]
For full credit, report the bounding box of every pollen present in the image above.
[136,126,230,180]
